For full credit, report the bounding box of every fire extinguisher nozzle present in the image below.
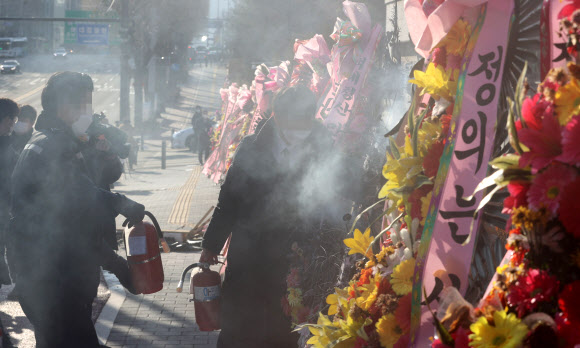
[176,280,184,293]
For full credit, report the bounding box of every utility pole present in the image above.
[120,0,130,123]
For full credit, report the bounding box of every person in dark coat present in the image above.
[190,105,203,152]
[193,111,212,165]
[8,72,145,348]
[0,99,20,288]
[200,86,358,347]
[11,104,37,154]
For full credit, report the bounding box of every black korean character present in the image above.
[438,185,478,244]
[454,111,487,174]
[317,98,334,119]
[468,45,503,82]
[341,87,355,101]
[475,83,496,107]
[422,273,461,305]
[336,101,352,117]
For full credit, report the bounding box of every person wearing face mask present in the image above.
[199,85,360,347]
[8,72,145,348]
[11,105,37,154]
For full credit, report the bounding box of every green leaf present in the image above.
[367,212,404,253]
[347,199,387,237]
[423,287,455,345]
[412,106,430,157]
[507,97,525,154]
[490,154,521,170]
[389,136,400,160]
[469,169,504,199]
[465,184,504,246]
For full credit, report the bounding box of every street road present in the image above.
[0,53,131,124]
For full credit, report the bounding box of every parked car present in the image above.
[172,127,195,150]
[53,47,68,59]
[0,60,20,74]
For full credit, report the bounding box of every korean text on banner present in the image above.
[409,0,514,346]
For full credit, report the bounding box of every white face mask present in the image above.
[13,121,31,135]
[71,114,93,137]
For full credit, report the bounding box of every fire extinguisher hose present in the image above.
[123,211,171,253]
[176,262,209,293]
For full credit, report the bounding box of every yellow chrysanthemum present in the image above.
[469,309,528,348]
[555,77,580,125]
[390,258,415,295]
[356,273,381,311]
[436,19,472,56]
[379,136,424,201]
[376,314,403,348]
[288,288,302,307]
[344,228,374,259]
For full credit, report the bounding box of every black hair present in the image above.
[18,105,37,123]
[0,98,20,122]
[41,71,94,115]
[272,85,317,123]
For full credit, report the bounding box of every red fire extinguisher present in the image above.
[123,211,170,295]
[177,263,221,331]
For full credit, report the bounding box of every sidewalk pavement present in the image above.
[105,64,226,347]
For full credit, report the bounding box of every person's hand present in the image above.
[200,249,219,265]
[116,196,145,228]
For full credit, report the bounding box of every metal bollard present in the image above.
[161,140,166,169]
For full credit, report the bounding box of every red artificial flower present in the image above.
[518,112,563,172]
[502,181,531,214]
[558,0,580,19]
[527,163,576,216]
[516,94,554,131]
[432,47,447,68]
[506,268,560,317]
[559,281,580,323]
[557,114,580,165]
[440,114,452,138]
[423,140,446,178]
[395,293,412,332]
[394,333,411,348]
[556,312,580,348]
[408,184,434,220]
[353,337,368,348]
[446,54,462,74]
[558,178,580,238]
[286,268,300,288]
[357,268,374,288]
[431,327,470,348]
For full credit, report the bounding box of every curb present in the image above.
[95,270,127,345]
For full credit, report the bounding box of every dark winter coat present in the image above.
[11,130,33,154]
[0,136,17,285]
[202,118,358,347]
[8,114,126,297]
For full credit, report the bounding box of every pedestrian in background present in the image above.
[11,104,37,154]
[8,72,145,348]
[190,105,202,152]
[194,110,212,165]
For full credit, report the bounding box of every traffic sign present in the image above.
[77,23,109,45]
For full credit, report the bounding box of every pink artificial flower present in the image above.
[558,0,580,19]
[506,268,560,318]
[557,114,580,166]
[446,54,462,74]
[518,112,563,172]
[527,163,576,216]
